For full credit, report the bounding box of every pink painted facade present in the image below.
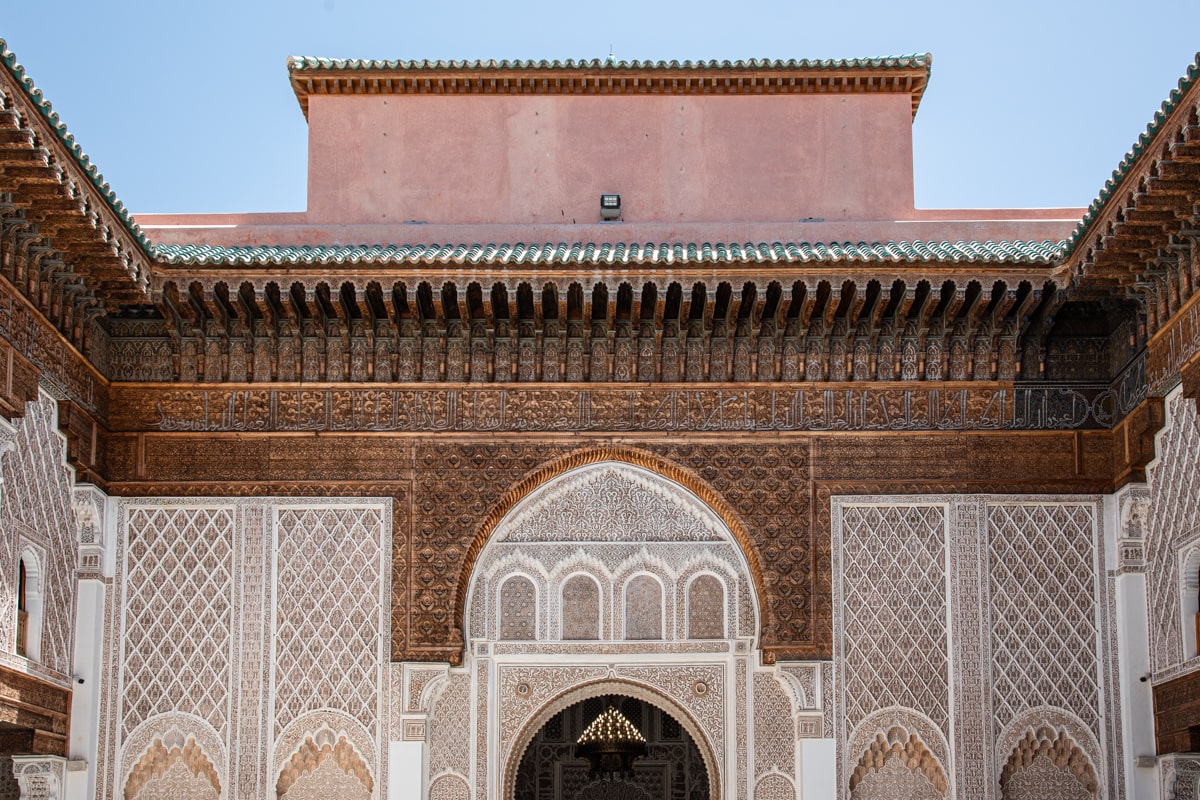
[136,69,1083,244]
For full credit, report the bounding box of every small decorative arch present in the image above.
[123,733,220,800]
[499,574,538,641]
[685,572,727,639]
[560,572,601,640]
[15,548,42,661]
[275,727,373,800]
[428,772,470,800]
[623,572,665,640]
[1180,545,1200,659]
[999,726,1097,799]
[754,771,796,800]
[453,445,767,645]
[849,725,947,799]
[503,678,720,800]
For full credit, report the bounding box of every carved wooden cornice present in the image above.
[130,276,1061,388]
[286,55,932,118]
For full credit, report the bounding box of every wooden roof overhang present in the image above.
[0,40,152,354]
[1062,53,1200,339]
[138,253,1062,390]
[286,55,933,118]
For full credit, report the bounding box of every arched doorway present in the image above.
[513,693,709,800]
[409,455,813,800]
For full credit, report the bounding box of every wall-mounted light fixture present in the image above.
[600,194,621,221]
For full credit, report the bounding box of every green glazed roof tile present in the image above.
[153,239,1066,267]
[1064,51,1200,256]
[0,39,153,257]
[287,55,932,74]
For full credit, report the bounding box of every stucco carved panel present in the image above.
[1147,391,1200,676]
[119,504,235,738]
[0,395,79,677]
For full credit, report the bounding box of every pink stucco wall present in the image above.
[303,92,918,225]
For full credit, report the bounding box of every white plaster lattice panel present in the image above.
[499,463,728,543]
[986,502,1101,734]
[120,504,235,738]
[468,462,758,648]
[272,504,388,737]
[836,504,950,739]
[752,672,796,779]
[1146,391,1200,674]
[429,672,473,779]
[0,394,78,676]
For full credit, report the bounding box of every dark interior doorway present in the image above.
[513,694,709,800]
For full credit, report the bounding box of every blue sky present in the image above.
[4,0,1199,215]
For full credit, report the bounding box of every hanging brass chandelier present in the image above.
[575,703,648,778]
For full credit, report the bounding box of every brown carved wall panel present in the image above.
[407,441,572,660]
[0,278,108,418]
[641,441,813,658]
[101,426,1121,663]
[1154,669,1200,754]
[0,664,70,756]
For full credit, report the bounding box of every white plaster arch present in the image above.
[680,567,732,640]
[464,460,762,646]
[120,712,227,800]
[272,709,376,797]
[847,706,953,799]
[621,570,668,641]
[15,543,43,661]
[275,717,375,800]
[503,677,721,800]
[1180,544,1200,659]
[994,705,1102,798]
[496,571,542,641]
[557,570,604,641]
[545,552,611,639]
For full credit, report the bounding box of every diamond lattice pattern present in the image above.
[1146,394,1200,671]
[987,503,1099,732]
[2,396,78,675]
[274,506,384,735]
[121,506,235,736]
[840,505,949,737]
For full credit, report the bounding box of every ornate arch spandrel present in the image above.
[275,729,373,799]
[848,725,947,799]
[999,726,1097,799]
[123,736,220,800]
[451,445,769,652]
[502,678,721,800]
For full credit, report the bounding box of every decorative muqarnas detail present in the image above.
[849,726,947,800]
[998,727,1097,800]
[123,735,220,800]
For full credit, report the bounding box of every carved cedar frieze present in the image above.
[111,382,1137,435]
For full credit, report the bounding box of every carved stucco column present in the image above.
[11,754,66,800]
[1160,753,1200,800]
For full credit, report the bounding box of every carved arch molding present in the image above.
[453,445,772,645]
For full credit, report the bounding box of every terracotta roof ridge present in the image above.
[0,38,153,257]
